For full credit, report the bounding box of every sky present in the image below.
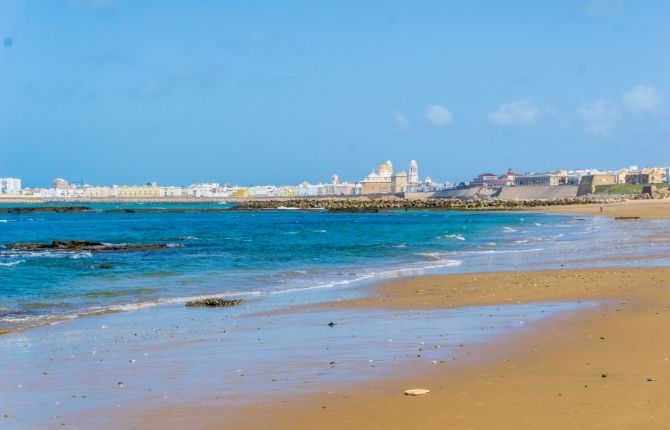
[1,0,669,187]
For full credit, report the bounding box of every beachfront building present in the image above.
[185,183,222,198]
[470,172,499,188]
[617,166,668,184]
[82,186,115,198]
[160,186,184,198]
[497,169,522,186]
[52,178,69,190]
[0,177,22,194]
[470,169,521,188]
[116,183,161,199]
[515,171,577,187]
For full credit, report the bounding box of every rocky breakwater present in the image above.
[5,240,171,253]
[233,197,607,212]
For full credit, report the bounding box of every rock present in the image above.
[327,322,336,327]
[404,388,430,396]
[0,206,91,214]
[0,329,11,335]
[5,240,169,253]
[185,298,244,308]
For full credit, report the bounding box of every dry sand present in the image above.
[543,198,670,220]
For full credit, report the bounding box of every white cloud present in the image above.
[488,99,541,125]
[392,111,411,130]
[623,84,662,112]
[577,99,621,137]
[425,104,453,126]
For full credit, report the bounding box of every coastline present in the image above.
[2,198,670,428]
[118,195,670,429]
[122,267,670,430]
[542,198,670,220]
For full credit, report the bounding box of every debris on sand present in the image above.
[185,298,244,308]
[404,388,430,396]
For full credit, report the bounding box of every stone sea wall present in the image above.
[233,195,633,211]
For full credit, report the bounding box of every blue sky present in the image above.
[1,0,668,187]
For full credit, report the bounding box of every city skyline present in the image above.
[1,1,669,185]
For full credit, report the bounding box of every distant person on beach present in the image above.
[599,205,603,213]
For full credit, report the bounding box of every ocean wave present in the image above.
[178,236,201,241]
[0,290,263,326]
[0,260,24,267]
[441,234,465,241]
[0,250,93,260]
[502,226,517,233]
[69,252,93,259]
[417,252,442,261]
[314,229,327,233]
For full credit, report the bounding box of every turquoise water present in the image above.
[2,205,670,428]
[1,205,669,329]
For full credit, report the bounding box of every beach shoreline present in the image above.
[115,196,670,429]
[110,266,670,430]
[2,199,669,429]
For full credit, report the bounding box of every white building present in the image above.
[160,186,184,198]
[0,177,21,194]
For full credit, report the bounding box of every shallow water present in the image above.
[0,298,594,429]
[2,206,668,330]
[2,207,669,428]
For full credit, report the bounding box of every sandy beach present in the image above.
[116,266,669,430]
[544,198,670,220]
[115,201,670,430]
[3,200,669,429]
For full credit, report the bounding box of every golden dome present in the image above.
[377,160,393,173]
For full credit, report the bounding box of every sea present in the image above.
[1,203,669,331]
[2,204,670,428]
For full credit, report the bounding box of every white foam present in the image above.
[442,234,465,241]
[0,260,24,267]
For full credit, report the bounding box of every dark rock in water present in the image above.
[185,298,244,308]
[0,206,91,213]
[93,263,115,269]
[5,240,169,252]
[327,322,336,327]
[614,216,640,220]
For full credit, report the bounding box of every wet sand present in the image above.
[543,198,670,220]
[120,266,670,430]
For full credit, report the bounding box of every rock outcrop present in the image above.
[5,240,169,252]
